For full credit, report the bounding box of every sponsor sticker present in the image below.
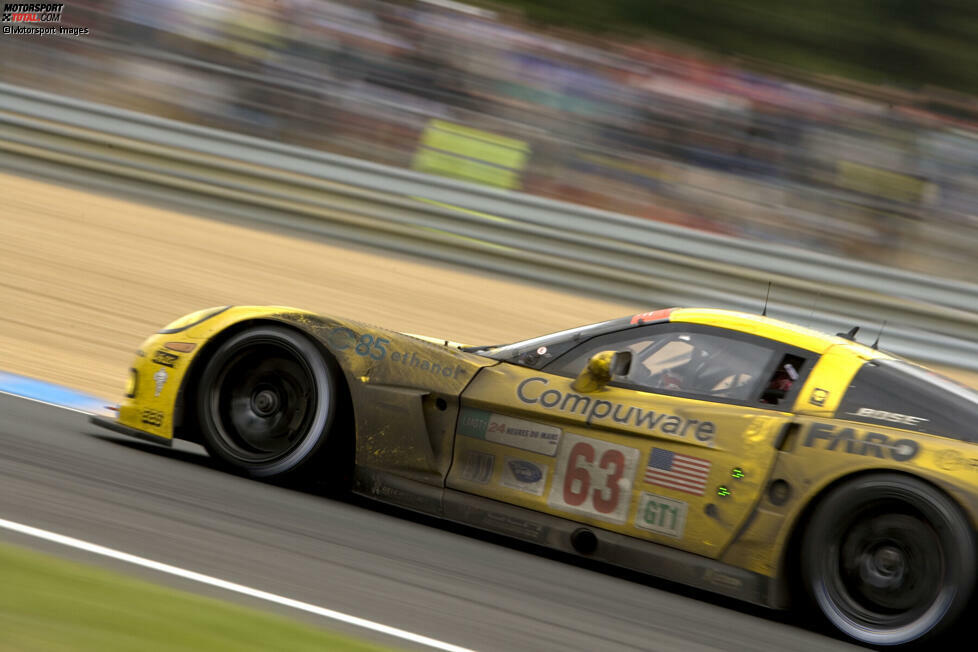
[153,367,168,397]
[936,449,978,472]
[141,409,164,427]
[804,422,919,462]
[483,512,549,543]
[327,327,465,380]
[516,377,716,444]
[500,457,547,496]
[644,448,712,496]
[634,491,687,538]
[458,408,561,456]
[458,450,494,484]
[847,407,929,426]
[547,433,640,524]
[809,387,828,407]
[152,349,179,368]
[630,309,674,325]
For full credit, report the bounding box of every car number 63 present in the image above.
[547,433,640,524]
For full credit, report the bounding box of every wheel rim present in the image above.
[819,501,951,641]
[208,339,318,463]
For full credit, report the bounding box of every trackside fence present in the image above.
[3,82,978,369]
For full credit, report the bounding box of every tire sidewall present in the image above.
[801,473,975,646]
[197,325,335,478]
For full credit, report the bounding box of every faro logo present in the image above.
[803,422,919,462]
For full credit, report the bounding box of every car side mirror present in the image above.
[571,350,632,392]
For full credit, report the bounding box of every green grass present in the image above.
[0,542,395,652]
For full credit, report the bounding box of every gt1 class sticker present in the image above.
[458,450,494,484]
[458,408,561,456]
[516,377,716,444]
[803,422,919,462]
[547,433,640,524]
[327,327,465,379]
[634,492,687,538]
[500,457,547,496]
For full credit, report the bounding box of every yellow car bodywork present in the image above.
[104,305,978,609]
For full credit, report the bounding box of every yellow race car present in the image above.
[92,305,978,647]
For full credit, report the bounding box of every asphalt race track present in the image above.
[0,393,862,652]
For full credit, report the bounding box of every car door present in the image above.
[447,323,815,559]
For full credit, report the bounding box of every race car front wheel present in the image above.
[197,325,337,479]
[801,473,975,647]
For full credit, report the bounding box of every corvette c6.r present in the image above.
[92,305,978,646]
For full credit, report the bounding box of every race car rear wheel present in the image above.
[197,325,337,479]
[801,473,975,646]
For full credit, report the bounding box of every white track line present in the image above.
[0,517,475,652]
[0,389,96,416]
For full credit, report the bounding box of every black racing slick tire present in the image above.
[197,326,337,479]
[801,473,975,647]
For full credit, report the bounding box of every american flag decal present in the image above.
[644,448,711,496]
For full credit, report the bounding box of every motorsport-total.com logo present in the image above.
[2,3,90,35]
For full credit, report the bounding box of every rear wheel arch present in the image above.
[782,469,976,587]
[782,469,976,646]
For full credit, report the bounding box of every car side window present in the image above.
[545,326,779,402]
[631,332,774,400]
[759,353,808,406]
[835,360,978,440]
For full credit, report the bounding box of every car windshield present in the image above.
[467,319,621,369]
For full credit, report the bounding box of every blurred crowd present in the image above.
[5,0,978,279]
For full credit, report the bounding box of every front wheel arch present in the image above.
[177,320,355,485]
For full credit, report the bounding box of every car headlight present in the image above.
[125,368,138,398]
